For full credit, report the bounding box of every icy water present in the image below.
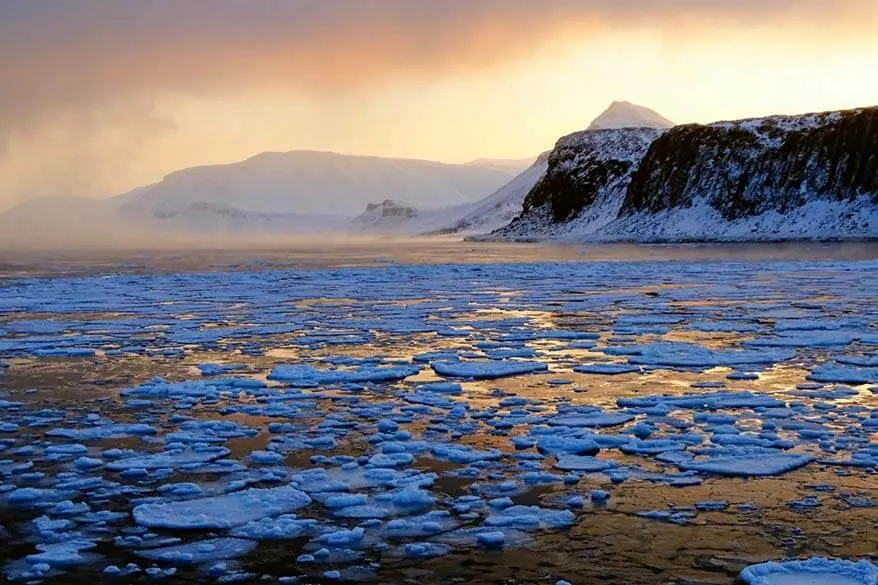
[0,240,876,585]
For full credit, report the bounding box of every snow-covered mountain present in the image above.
[351,199,420,232]
[0,151,517,246]
[116,151,515,217]
[428,153,549,235]
[488,106,878,242]
[465,157,536,174]
[350,199,475,235]
[429,102,672,237]
[586,101,674,131]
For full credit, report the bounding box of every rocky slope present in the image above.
[429,153,549,235]
[490,106,878,242]
[351,199,420,232]
[439,101,672,237]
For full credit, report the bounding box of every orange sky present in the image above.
[1,0,877,210]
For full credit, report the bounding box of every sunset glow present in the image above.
[1,0,877,209]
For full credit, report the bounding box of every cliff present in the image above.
[490,106,878,242]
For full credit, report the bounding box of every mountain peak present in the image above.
[587,101,674,131]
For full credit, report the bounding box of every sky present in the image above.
[1,0,878,211]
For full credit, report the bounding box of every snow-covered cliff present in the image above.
[489,106,878,242]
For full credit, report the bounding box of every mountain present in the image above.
[350,199,474,235]
[116,151,515,217]
[119,200,349,234]
[428,153,550,235]
[352,199,419,232]
[430,102,672,237]
[488,106,878,242]
[465,157,537,174]
[587,101,674,131]
[0,151,517,247]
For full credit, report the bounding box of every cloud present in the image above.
[2,1,873,130]
[0,0,874,207]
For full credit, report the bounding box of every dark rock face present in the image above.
[522,128,663,222]
[621,107,878,219]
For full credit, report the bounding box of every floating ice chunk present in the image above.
[133,485,311,529]
[808,363,878,385]
[476,531,505,548]
[197,363,247,376]
[249,451,284,465]
[417,382,463,394]
[317,527,365,547]
[26,541,98,567]
[486,348,537,359]
[33,348,96,357]
[120,377,223,399]
[484,505,574,530]
[429,444,502,464]
[7,488,61,507]
[547,413,635,428]
[553,455,615,472]
[620,439,688,455]
[739,557,878,585]
[268,364,420,385]
[391,484,436,509]
[536,436,600,455]
[157,482,204,497]
[695,501,728,511]
[413,351,460,363]
[573,363,641,375]
[368,453,414,468]
[746,331,857,347]
[679,453,815,477]
[836,355,878,367]
[399,542,451,558]
[72,456,103,470]
[430,360,548,379]
[47,423,157,441]
[105,447,230,471]
[591,490,610,503]
[231,515,319,540]
[617,342,795,368]
[136,538,256,565]
[45,444,88,459]
[617,390,784,411]
[381,510,456,538]
[637,509,696,525]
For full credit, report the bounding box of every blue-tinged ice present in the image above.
[484,505,575,530]
[553,455,615,472]
[679,453,815,477]
[739,557,877,585]
[104,446,230,471]
[133,485,311,529]
[547,413,635,428]
[430,360,548,379]
[573,363,641,375]
[135,538,257,565]
[268,364,420,385]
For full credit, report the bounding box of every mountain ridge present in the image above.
[486,105,878,242]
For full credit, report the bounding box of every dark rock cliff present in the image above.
[495,106,878,241]
[521,128,663,222]
[621,107,878,219]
